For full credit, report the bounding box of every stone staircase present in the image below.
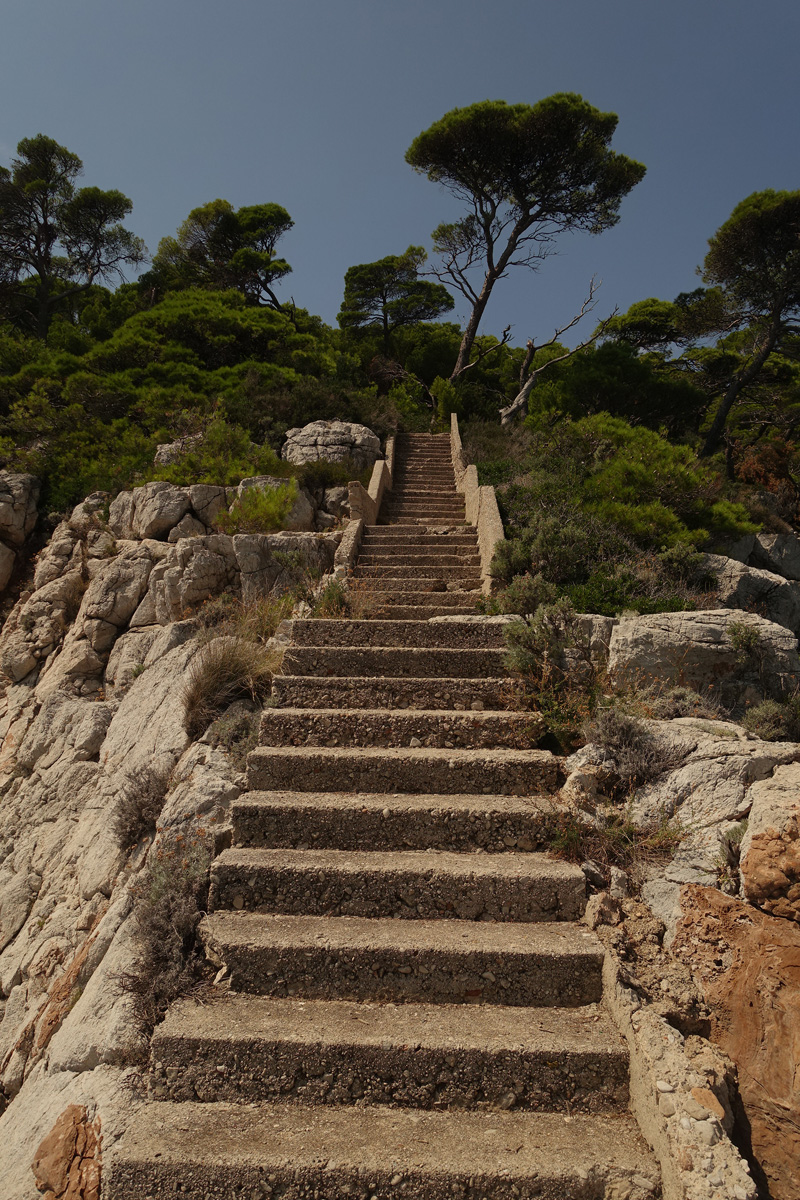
[107,435,660,1199]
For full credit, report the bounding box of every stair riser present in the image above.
[272,676,512,709]
[150,1037,628,1113]
[361,537,478,547]
[247,749,559,795]
[232,796,560,853]
[288,620,505,649]
[280,647,505,677]
[347,577,480,592]
[369,606,479,619]
[209,861,583,923]
[371,590,480,604]
[259,710,540,749]
[358,556,481,568]
[216,938,603,1008]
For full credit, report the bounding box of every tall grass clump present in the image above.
[182,637,279,738]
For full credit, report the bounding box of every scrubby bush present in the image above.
[119,831,211,1043]
[216,479,298,534]
[207,701,260,770]
[583,707,684,797]
[742,698,800,741]
[112,762,172,848]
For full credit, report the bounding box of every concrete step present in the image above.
[272,675,512,709]
[258,707,540,748]
[381,518,470,527]
[369,605,479,619]
[353,565,481,582]
[210,848,584,922]
[386,504,466,514]
[348,575,481,592]
[280,646,505,677]
[109,1103,658,1200]
[232,790,564,853]
[361,534,478,547]
[246,745,559,795]
[203,911,604,1006]
[358,554,481,568]
[288,619,506,648]
[150,994,629,1112]
[370,589,481,605]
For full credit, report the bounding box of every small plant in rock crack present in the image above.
[582,707,684,799]
[742,696,800,741]
[548,808,684,887]
[117,831,211,1047]
[207,701,260,771]
[727,620,765,670]
[112,762,172,848]
[716,818,749,895]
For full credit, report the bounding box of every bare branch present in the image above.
[458,325,513,376]
[499,282,618,424]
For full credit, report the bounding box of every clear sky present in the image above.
[2,0,799,347]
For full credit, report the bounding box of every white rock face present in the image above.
[727,532,800,581]
[0,472,40,548]
[281,420,381,473]
[703,553,800,634]
[153,432,203,465]
[108,480,191,541]
[608,609,800,702]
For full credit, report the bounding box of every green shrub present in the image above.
[310,579,351,618]
[207,702,260,770]
[216,479,298,534]
[495,573,557,616]
[742,698,800,741]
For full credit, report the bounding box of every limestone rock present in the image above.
[0,542,16,592]
[187,484,227,527]
[0,471,40,548]
[322,485,349,519]
[0,571,86,683]
[144,535,239,624]
[31,1102,102,1199]
[281,419,381,473]
[153,432,203,465]
[703,553,800,634]
[166,513,207,542]
[727,532,800,581]
[672,886,800,1199]
[77,547,155,651]
[108,481,190,541]
[608,609,800,701]
[103,627,161,697]
[740,760,800,922]
[34,524,83,590]
[232,532,337,605]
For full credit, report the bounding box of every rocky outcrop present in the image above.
[31,1103,101,1200]
[281,419,381,473]
[0,473,41,592]
[739,761,800,922]
[727,531,800,581]
[672,887,800,1200]
[703,553,800,635]
[607,609,800,702]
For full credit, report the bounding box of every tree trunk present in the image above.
[700,318,781,457]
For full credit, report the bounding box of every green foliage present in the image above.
[146,198,293,308]
[338,246,453,352]
[406,95,645,380]
[0,134,146,338]
[215,480,297,535]
[741,698,800,742]
[310,579,350,618]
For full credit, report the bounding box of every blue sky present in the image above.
[2,0,799,346]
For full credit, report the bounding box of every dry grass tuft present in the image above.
[183,637,280,739]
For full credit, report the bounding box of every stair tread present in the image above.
[214,846,583,882]
[110,1101,657,1187]
[205,910,600,958]
[154,993,624,1056]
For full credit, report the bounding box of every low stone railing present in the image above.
[450,414,505,595]
[347,434,395,527]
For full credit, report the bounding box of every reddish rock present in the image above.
[673,885,800,1200]
[32,1105,102,1199]
[741,816,800,923]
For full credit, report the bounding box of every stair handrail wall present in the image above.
[450,413,505,595]
[347,434,395,526]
